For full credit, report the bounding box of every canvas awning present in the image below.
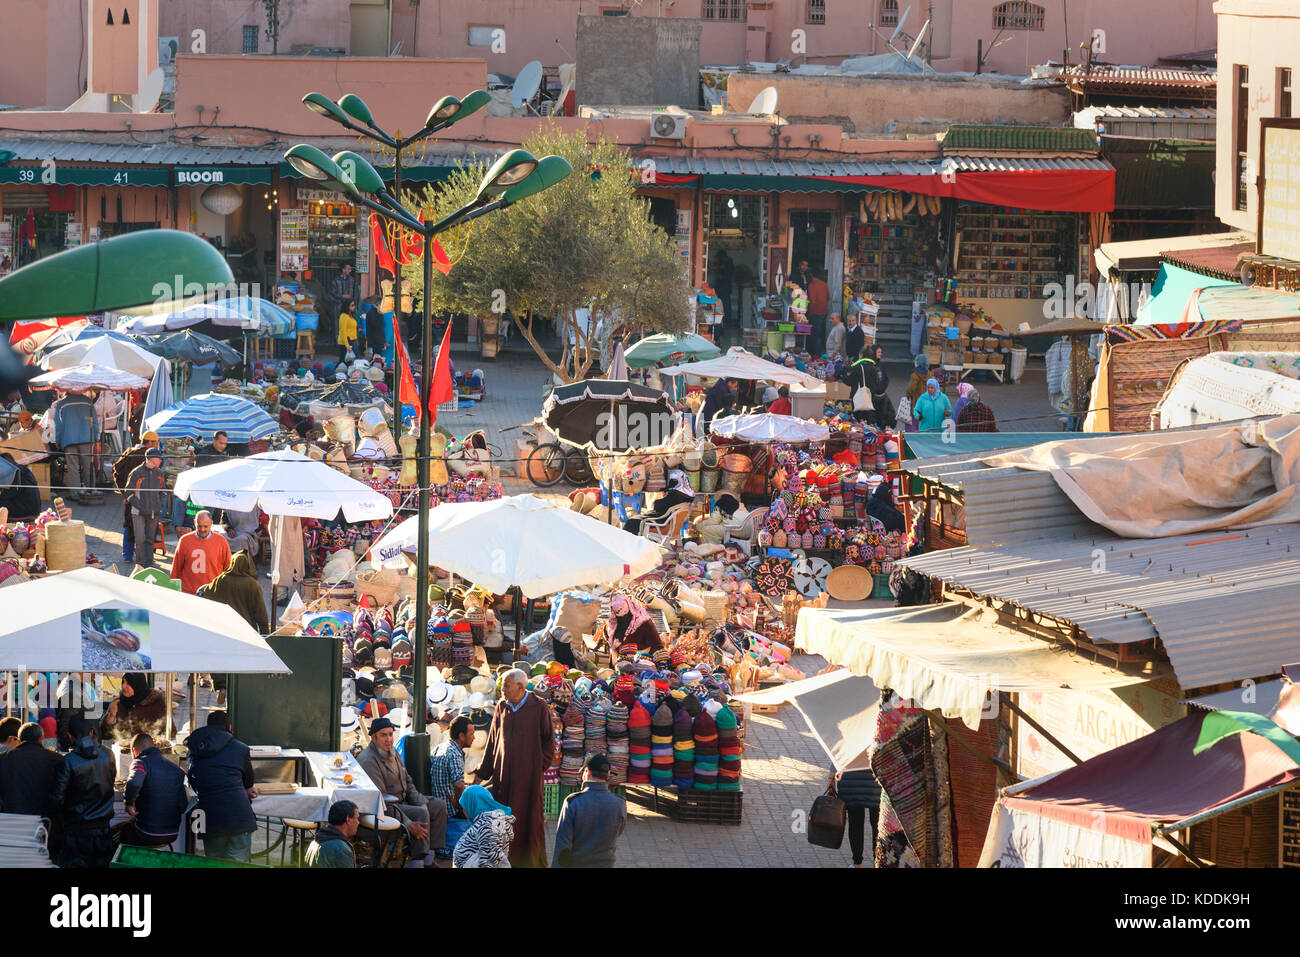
[795,604,1162,729]
[1094,231,1251,275]
[737,669,880,772]
[979,710,1300,867]
[659,346,823,388]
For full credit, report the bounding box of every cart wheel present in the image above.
[564,449,592,485]
[526,443,567,487]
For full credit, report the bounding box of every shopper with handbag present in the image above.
[831,766,882,867]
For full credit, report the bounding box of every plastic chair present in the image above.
[725,506,769,555]
[641,503,691,545]
[599,487,644,525]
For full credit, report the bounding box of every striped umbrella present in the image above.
[144,392,278,442]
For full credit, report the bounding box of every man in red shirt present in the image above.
[806,271,830,356]
[170,510,232,594]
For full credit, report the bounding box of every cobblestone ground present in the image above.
[66,344,1060,867]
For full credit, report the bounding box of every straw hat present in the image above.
[825,564,874,601]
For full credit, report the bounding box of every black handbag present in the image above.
[807,787,847,849]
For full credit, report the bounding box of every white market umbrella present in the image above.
[0,568,290,674]
[658,345,823,389]
[42,336,162,379]
[29,363,149,392]
[607,341,629,381]
[710,412,830,443]
[371,494,663,597]
[175,449,395,522]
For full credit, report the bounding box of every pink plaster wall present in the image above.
[158,0,351,55]
[0,0,84,109]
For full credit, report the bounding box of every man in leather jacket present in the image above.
[54,717,117,867]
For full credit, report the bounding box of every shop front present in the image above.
[173,165,277,293]
[702,192,768,341]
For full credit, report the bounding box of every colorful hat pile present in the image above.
[560,700,586,786]
[451,621,474,665]
[605,701,629,786]
[692,709,719,790]
[671,704,695,789]
[716,703,742,791]
[627,701,652,784]
[428,618,453,666]
[650,702,674,787]
[583,695,609,759]
[545,706,562,785]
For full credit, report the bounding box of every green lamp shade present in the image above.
[338,93,375,126]
[332,150,386,195]
[284,144,336,181]
[302,92,351,125]
[503,155,573,203]
[449,90,491,125]
[0,230,233,321]
[476,149,539,202]
[425,95,462,129]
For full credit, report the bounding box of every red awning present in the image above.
[1003,711,1300,842]
[811,168,1115,213]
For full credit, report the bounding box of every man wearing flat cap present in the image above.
[123,445,169,570]
[357,716,448,867]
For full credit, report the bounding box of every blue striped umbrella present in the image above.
[144,392,279,442]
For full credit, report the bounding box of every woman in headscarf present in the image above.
[869,343,893,428]
[956,387,999,432]
[951,382,975,423]
[912,378,953,433]
[905,353,929,410]
[99,673,168,743]
[452,784,515,868]
[622,468,693,535]
[203,550,270,634]
[600,594,664,652]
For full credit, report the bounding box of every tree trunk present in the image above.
[517,311,572,383]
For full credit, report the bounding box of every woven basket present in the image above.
[45,520,86,572]
[356,567,400,605]
[700,466,720,492]
[701,590,727,621]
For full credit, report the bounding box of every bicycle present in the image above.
[500,422,592,488]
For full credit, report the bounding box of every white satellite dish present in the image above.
[135,67,165,113]
[747,86,779,116]
[889,5,912,44]
[907,19,930,61]
[511,60,543,111]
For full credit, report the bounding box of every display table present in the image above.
[958,362,1006,383]
[302,750,385,819]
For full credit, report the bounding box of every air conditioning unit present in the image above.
[650,114,687,140]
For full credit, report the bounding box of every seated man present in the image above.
[0,452,41,521]
[356,717,448,867]
[305,799,358,868]
[119,732,188,849]
[431,716,474,845]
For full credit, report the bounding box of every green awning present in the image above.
[903,432,1117,460]
[1135,263,1236,324]
[700,174,878,193]
[174,165,273,186]
[0,167,170,186]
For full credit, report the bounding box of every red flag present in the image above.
[431,237,452,275]
[392,312,420,420]
[370,213,397,275]
[428,321,455,424]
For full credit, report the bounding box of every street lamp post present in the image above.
[283,136,571,769]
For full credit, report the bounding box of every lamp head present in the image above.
[285,145,358,198]
[302,92,351,126]
[476,149,539,203]
[425,96,462,129]
[332,151,386,195]
[338,94,376,127]
[501,155,573,203]
[448,90,491,125]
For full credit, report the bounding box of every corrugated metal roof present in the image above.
[1059,65,1218,89]
[0,138,287,166]
[942,125,1100,153]
[942,156,1113,172]
[901,525,1300,691]
[1085,105,1217,121]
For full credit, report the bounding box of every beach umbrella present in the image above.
[42,336,161,378]
[121,296,295,337]
[145,392,278,442]
[175,449,394,522]
[8,317,90,356]
[142,330,241,366]
[29,363,149,392]
[541,379,672,450]
[607,341,628,380]
[623,332,721,369]
[371,494,663,597]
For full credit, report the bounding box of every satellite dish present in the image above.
[511,60,543,110]
[135,68,165,113]
[747,86,779,116]
[889,5,912,44]
[907,19,930,61]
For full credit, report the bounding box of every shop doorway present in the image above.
[704,193,767,339]
[789,210,832,280]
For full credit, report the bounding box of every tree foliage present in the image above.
[403,129,691,382]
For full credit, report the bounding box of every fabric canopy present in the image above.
[145,392,279,442]
[29,363,149,392]
[174,450,395,523]
[0,568,290,673]
[142,330,241,366]
[120,296,294,336]
[1136,263,1253,325]
[623,333,721,369]
[983,414,1300,537]
[795,604,1160,729]
[979,710,1300,867]
[710,412,830,443]
[372,494,663,597]
[1153,352,1300,429]
[737,668,880,772]
[659,346,823,388]
[42,336,162,378]
[541,379,672,451]
[808,168,1115,213]
[8,317,88,356]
